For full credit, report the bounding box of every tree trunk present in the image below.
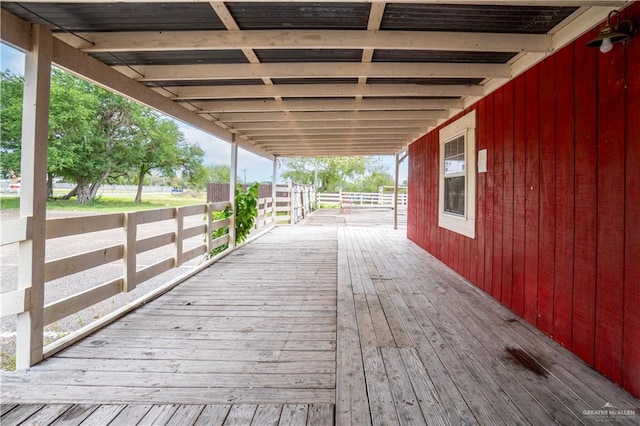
[76,183,92,204]
[88,170,111,201]
[135,169,146,204]
[62,185,79,200]
[46,172,54,198]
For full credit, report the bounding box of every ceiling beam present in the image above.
[121,62,508,81]
[0,10,31,52]
[252,133,413,141]
[216,110,443,122]
[190,98,460,113]
[243,127,424,137]
[231,119,439,130]
[17,0,630,4]
[57,29,549,53]
[171,83,482,100]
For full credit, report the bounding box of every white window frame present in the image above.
[438,110,476,238]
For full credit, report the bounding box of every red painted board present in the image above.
[512,77,527,318]
[502,81,515,308]
[572,31,598,366]
[492,89,504,302]
[484,96,495,295]
[537,55,556,336]
[595,42,625,386]
[476,99,487,291]
[553,44,575,349]
[524,68,540,326]
[624,15,640,398]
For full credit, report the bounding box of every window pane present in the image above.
[444,135,465,175]
[444,176,465,215]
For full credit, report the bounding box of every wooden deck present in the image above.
[2,209,639,425]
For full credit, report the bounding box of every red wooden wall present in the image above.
[407,3,640,398]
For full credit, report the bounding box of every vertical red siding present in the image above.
[595,37,626,386]
[572,31,598,366]
[406,2,640,397]
[553,44,575,349]
[524,69,540,326]
[501,82,515,308]
[492,90,504,302]
[623,27,640,397]
[537,56,556,336]
[512,78,526,318]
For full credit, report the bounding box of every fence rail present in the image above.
[1,198,277,366]
[318,191,408,207]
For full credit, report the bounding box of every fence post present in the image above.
[229,138,238,249]
[15,25,53,370]
[123,212,137,292]
[174,207,183,267]
[289,181,294,224]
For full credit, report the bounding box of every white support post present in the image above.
[206,203,214,252]
[229,137,238,249]
[393,153,400,231]
[272,157,277,224]
[15,25,52,370]
[289,181,295,224]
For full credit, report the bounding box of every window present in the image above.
[439,110,476,238]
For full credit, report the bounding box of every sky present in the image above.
[1,43,408,184]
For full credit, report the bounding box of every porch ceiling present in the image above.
[0,1,632,158]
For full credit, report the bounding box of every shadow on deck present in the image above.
[1,208,638,425]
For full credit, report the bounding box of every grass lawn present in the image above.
[0,191,207,213]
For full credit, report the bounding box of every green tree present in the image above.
[1,68,203,203]
[281,157,367,192]
[130,110,183,203]
[204,164,231,183]
[343,159,394,192]
[0,71,24,178]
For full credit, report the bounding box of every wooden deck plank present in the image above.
[78,405,125,425]
[2,214,638,425]
[48,404,99,425]
[361,347,399,426]
[0,404,43,425]
[335,228,371,426]
[278,404,308,426]
[13,404,71,426]
[250,404,282,426]
[109,404,153,426]
[194,405,231,426]
[0,404,18,416]
[223,404,257,426]
[138,405,179,426]
[306,404,334,426]
[165,405,205,425]
[380,347,426,425]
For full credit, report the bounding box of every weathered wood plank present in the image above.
[78,405,126,425]
[17,404,71,425]
[361,347,398,426]
[336,228,371,426]
[250,404,282,426]
[223,405,257,426]
[49,404,98,425]
[109,404,153,426]
[0,404,43,425]
[166,404,205,425]
[278,404,308,426]
[380,347,426,425]
[0,385,335,405]
[306,404,334,426]
[194,405,231,426]
[138,405,179,426]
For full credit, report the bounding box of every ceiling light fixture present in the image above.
[587,10,636,53]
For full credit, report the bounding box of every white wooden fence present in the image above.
[1,198,276,367]
[319,191,408,207]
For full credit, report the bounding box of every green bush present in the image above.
[204,183,259,259]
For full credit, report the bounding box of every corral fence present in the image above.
[318,188,408,208]
[207,182,317,225]
[1,198,278,368]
